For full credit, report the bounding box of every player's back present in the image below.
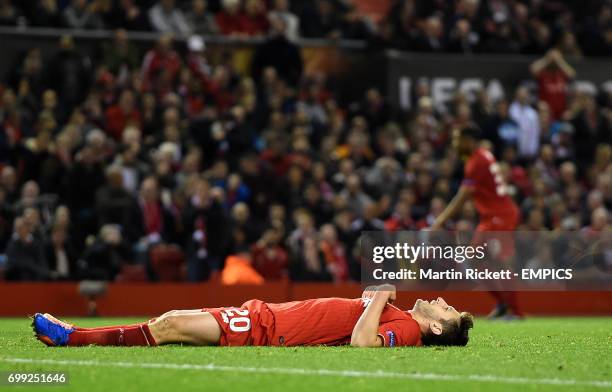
[464,148,519,222]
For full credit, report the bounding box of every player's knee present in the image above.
[159,310,180,318]
[151,314,183,341]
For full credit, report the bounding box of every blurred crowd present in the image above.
[0,0,611,56]
[0,1,610,283]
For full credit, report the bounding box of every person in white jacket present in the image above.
[148,0,190,37]
[509,86,540,160]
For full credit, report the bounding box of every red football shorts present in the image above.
[473,211,519,262]
[202,299,274,346]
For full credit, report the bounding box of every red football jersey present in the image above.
[204,298,421,347]
[463,148,519,224]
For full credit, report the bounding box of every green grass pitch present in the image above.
[0,317,610,391]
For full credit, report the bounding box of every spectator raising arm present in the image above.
[530,49,576,79]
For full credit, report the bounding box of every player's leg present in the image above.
[148,311,221,345]
[490,214,523,318]
[483,215,524,319]
[473,222,511,318]
[32,310,220,347]
[72,309,205,331]
[32,312,157,347]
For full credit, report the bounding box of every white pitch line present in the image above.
[1,357,611,389]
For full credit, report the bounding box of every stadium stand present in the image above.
[0,0,610,284]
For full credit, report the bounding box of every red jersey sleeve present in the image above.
[377,319,422,347]
[462,155,482,189]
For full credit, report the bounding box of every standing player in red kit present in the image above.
[431,126,522,318]
[32,285,473,348]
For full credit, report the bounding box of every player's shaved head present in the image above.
[453,125,481,158]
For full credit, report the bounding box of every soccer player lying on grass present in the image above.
[32,284,474,348]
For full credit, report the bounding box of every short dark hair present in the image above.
[422,312,474,346]
[459,126,481,140]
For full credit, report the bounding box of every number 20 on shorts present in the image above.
[221,309,251,332]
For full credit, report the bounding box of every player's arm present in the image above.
[350,285,396,347]
[431,185,472,230]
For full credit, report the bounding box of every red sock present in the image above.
[75,319,157,331]
[489,290,504,303]
[502,291,524,317]
[68,323,157,346]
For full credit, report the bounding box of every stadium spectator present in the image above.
[230,201,260,249]
[268,0,299,42]
[0,167,18,204]
[567,93,609,164]
[448,19,479,53]
[0,0,22,26]
[523,21,552,55]
[95,165,137,240]
[340,4,373,40]
[62,0,104,30]
[2,0,609,58]
[251,16,303,87]
[5,217,48,281]
[80,224,131,280]
[63,145,105,239]
[102,29,141,75]
[29,0,63,27]
[384,200,415,231]
[18,182,41,212]
[287,209,331,281]
[215,0,244,36]
[352,202,385,231]
[186,0,218,36]
[299,0,342,39]
[185,34,211,84]
[46,35,91,110]
[318,223,349,282]
[530,49,575,120]
[250,227,288,280]
[556,31,583,59]
[104,89,141,141]
[413,15,446,52]
[140,34,182,94]
[134,177,175,242]
[340,174,373,218]
[148,0,190,36]
[52,205,73,240]
[583,2,612,56]
[240,0,269,37]
[183,179,230,281]
[509,86,540,160]
[482,20,521,53]
[107,0,149,31]
[45,223,77,280]
[483,99,515,156]
[0,186,13,251]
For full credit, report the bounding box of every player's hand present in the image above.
[362,284,396,303]
[361,286,378,301]
[378,284,397,303]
